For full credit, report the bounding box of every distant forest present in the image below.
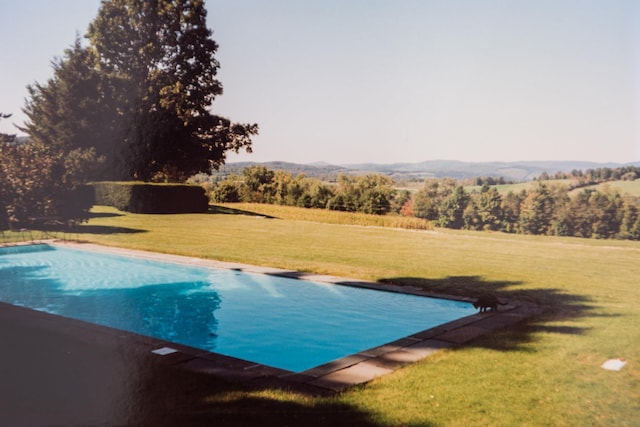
[214,159,640,182]
[194,165,640,241]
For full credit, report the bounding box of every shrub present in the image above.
[92,182,208,213]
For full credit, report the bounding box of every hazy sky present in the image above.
[1,0,638,164]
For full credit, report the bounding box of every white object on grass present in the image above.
[601,358,627,371]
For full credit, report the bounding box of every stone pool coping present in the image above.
[1,240,540,395]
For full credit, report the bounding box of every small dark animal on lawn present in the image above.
[473,294,507,312]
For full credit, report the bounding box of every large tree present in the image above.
[518,183,557,235]
[22,0,257,182]
[413,178,457,221]
[436,185,469,229]
[21,39,113,181]
[474,183,504,231]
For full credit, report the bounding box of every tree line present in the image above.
[412,180,640,239]
[196,166,410,215]
[202,166,640,241]
[537,166,640,188]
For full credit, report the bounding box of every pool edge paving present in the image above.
[0,241,539,396]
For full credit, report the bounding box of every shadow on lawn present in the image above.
[0,305,419,427]
[22,211,144,237]
[74,224,147,235]
[120,350,437,427]
[88,211,125,219]
[37,223,147,236]
[208,204,276,218]
[119,361,389,427]
[379,275,607,352]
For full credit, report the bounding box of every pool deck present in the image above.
[0,241,539,424]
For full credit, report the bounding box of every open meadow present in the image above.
[572,179,640,198]
[9,203,640,426]
[464,178,640,198]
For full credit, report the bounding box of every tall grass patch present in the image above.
[216,202,433,230]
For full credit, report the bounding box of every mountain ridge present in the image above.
[221,159,640,181]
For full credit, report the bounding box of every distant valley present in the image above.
[220,160,640,182]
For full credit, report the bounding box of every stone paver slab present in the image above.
[358,337,420,357]
[309,361,393,391]
[302,354,370,378]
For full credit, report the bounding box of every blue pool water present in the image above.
[0,244,473,372]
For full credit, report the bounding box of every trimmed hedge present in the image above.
[92,182,209,213]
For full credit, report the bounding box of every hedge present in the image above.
[92,182,209,213]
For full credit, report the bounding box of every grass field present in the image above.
[571,180,640,198]
[466,179,640,198]
[6,203,640,426]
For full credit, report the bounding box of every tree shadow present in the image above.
[379,275,614,352]
[23,212,145,237]
[74,224,147,235]
[120,359,392,427]
[88,211,125,219]
[32,222,146,236]
[208,204,276,218]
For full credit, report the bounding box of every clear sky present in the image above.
[1,0,638,165]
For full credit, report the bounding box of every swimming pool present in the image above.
[0,244,473,372]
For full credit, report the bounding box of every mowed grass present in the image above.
[26,204,640,425]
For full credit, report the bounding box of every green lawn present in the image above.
[13,204,640,426]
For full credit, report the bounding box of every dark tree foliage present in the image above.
[1,114,92,227]
[21,39,112,181]
[22,0,258,182]
[0,114,15,228]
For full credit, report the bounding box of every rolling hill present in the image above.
[220,160,639,182]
